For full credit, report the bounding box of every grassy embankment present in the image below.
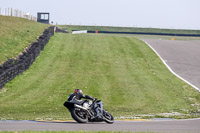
[59,25,200,40]
[0,15,49,64]
[0,32,200,120]
[59,25,200,34]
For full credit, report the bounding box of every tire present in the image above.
[103,110,114,124]
[71,108,88,123]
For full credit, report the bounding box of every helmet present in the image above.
[75,89,83,95]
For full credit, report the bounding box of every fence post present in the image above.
[19,10,21,17]
[16,9,18,17]
[5,8,7,16]
[11,8,13,16]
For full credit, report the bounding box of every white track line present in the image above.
[142,40,200,93]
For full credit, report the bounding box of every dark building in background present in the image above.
[37,12,49,24]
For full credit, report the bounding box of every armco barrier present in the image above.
[87,30,200,37]
[55,27,68,33]
[0,26,55,89]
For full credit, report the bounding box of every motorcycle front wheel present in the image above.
[103,110,114,124]
[71,108,88,123]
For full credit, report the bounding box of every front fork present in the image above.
[93,101,103,117]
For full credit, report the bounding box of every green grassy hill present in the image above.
[0,33,200,120]
[59,25,200,34]
[0,15,49,64]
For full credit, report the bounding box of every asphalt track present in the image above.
[1,119,200,132]
[144,39,200,92]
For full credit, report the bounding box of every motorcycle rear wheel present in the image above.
[71,108,88,123]
[103,110,114,124]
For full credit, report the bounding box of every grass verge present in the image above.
[59,25,200,34]
[0,33,200,120]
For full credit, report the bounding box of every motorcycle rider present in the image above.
[68,89,95,102]
[67,89,102,119]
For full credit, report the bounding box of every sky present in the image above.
[1,0,200,29]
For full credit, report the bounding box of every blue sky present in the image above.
[1,0,200,29]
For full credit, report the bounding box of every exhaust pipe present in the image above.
[74,104,92,116]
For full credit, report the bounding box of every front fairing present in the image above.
[63,101,74,111]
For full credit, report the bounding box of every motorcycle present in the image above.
[63,98,114,124]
